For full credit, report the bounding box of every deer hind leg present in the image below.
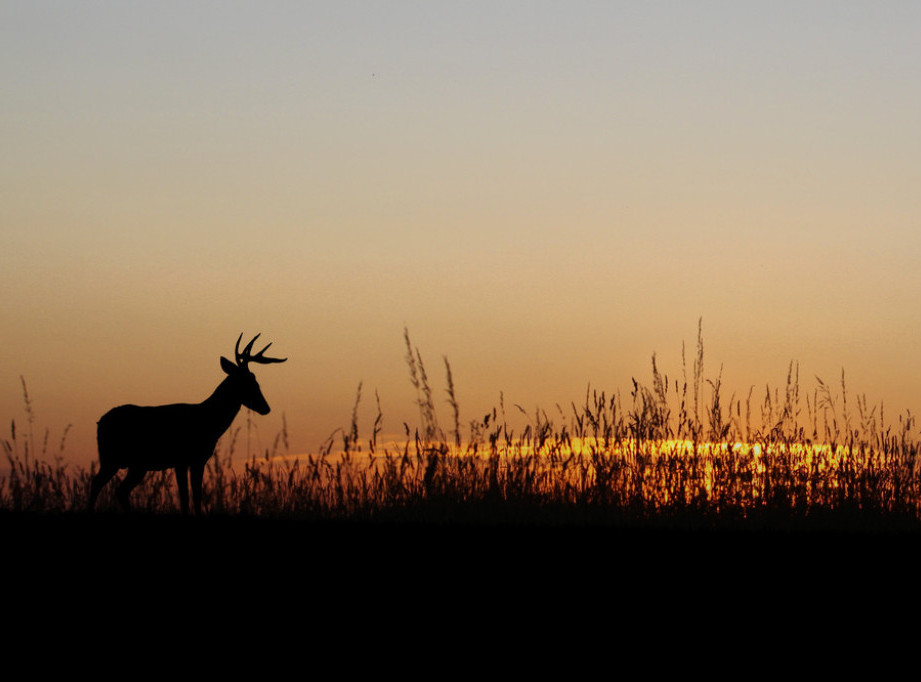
[88,465,118,511]
[190,462,206,515]
[115,467,146,511]
[175,466,190,515]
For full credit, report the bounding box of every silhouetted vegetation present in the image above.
[4,326,921,533]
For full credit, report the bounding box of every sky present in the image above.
[3,1,920,466]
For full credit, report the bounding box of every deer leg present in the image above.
[175,466,190,515]
[88,466,117,511]
[190,463,205,515]
[115,467,146,511]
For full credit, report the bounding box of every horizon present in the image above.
[4,324,913,469]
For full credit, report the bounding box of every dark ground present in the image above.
[5,530,907,649]
[5,510,921,586]
[4,511,920,658]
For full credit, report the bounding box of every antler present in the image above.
[235,333,287,367]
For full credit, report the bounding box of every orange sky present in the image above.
[3,3,921,466]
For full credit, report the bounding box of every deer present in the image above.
[88,333,287,515]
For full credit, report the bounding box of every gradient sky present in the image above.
[3,2,921,466]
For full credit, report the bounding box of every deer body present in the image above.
[88,334,285,514]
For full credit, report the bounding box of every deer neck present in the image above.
[201,377,244,435]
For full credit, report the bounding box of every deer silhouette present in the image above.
[88,333,287,514]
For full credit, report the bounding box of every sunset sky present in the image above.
[3,2,920,466]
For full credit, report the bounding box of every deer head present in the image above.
[219,333,287,415]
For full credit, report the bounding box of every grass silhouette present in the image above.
[4,325,921,534]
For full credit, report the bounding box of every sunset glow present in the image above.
[3,3,921,474]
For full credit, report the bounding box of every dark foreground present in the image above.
[5,510,921,648]
[6,509,921,582]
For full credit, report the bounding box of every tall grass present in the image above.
[3,328,921,530]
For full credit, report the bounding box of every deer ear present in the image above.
[220,356,237,375]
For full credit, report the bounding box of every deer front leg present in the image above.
[175,465,190,515]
